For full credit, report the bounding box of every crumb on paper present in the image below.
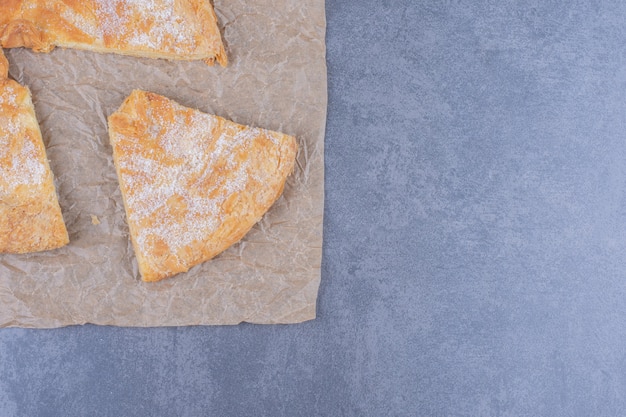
[91,214,101,225]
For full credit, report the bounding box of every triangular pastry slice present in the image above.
[0,0,227,66]
[0,49,69,253]
[108,90,297,282]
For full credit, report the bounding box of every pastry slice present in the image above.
[108,90,297,282]
[0,0,227,66]
[0,48,69,253]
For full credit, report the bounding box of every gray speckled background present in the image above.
[3,1,626,415]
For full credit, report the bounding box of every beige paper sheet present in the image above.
[0,0,326,327]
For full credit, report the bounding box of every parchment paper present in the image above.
[0,0,326,327]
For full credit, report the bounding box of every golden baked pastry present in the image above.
[0,46,8,78]
[0,0,227,66]
[0,48,69,253]
[108,90,297,282]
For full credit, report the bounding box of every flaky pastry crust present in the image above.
[108,90,297,282]
[0,0,227,66]
[0,48,69,253]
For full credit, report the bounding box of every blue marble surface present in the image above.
[3,1,626,415]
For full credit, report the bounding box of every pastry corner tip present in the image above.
[0,48,8,79]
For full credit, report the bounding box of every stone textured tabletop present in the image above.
[3,1,626,416]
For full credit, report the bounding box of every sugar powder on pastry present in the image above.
[0,48,69,253]
[0,0,227,66]
[108,90,297,282]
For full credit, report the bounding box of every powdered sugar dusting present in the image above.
[0,85,47,195]
[9,139,46,186]
[61,6,101,38]
[116,104,263,260]
[0,84,17,107]
[93,0,197,53]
